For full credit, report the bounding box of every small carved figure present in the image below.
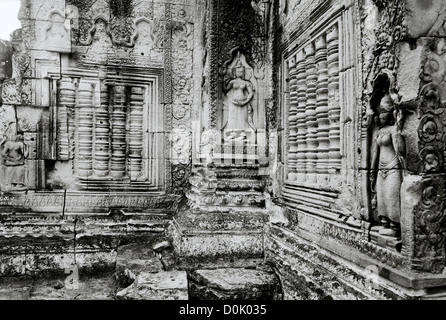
[370,93,405,237]
[1,131,29,191]
[222,60,256,140]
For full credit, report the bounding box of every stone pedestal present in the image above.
[170,164,267,269]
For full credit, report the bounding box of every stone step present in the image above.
[188,267,282,300]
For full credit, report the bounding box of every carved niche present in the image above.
[366,71,406,246]
[208,48,267,165]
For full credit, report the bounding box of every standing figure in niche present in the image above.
[1,131,29,191]
[370,93,405,237]
[222,60,256,141]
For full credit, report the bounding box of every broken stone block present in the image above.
[153,241,171,252]
[114,243,164,288]
[159,249,176,271]
[116,271,188,300]
[188,268,281,300]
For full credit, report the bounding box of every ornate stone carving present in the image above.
[43,10,71,53]
[171,128,191,166]
[109,16,137,47]
[368,72,405,238]
[412,177,446,273]
[221,55,256,143]
[0,123,29,193]
[364,0,406,90]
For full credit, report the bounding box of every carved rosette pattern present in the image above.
[411,50,446,273]
[417,84,445,173]
[171,12,193,190]
[412,177,446,273]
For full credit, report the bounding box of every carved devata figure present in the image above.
[368,72,405,238]
[221,52,256,143]
[0,122,29,192]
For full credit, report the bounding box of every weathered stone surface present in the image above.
[0,276,33,300]
[0,40,12,79]
[405,0,446,38]
[188,267,281,300]
[29,275,115,300]
[116,271,188,300]
[2,0,446,301]
[170,219,264,269]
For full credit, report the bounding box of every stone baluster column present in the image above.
[94,85,110,177]
[304,42,318,183]
[77,82,94,177]
[111,85,127,178]
[287,56,298,180]
[128,86,144,181]
[315,34,330,177]
[58,78,76,161]
[295,50,307,182]
[327,24,341,170]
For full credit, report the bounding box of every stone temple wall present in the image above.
[267,0,446,299]
[0,0,202,276]
[2,0,446,300]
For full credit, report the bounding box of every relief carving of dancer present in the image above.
[222,60,256,141]
[1,128,29,192]
[369,93,405,237]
